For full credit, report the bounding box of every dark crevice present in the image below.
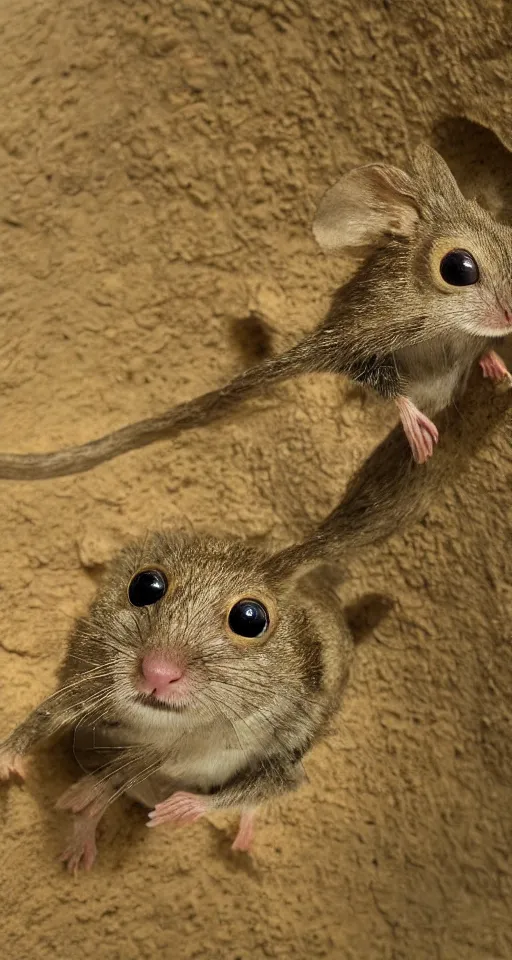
[229,310,274,365]
[431,117,512,222]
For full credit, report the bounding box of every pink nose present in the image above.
[139,653,183,698]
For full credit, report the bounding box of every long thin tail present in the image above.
[274,373,512,571]
[0,339,319,480]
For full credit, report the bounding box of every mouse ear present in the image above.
[411,144,463,203]
[313,163,420,256]
[267,549,342,590]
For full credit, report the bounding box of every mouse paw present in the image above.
[231,809,256,853]
[396,397,439,464]
[479,350,512,386]
[0,748,26,782]
[147,791,208,829]
[59,812,99,876]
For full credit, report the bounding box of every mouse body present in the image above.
[0,146,509,480]
[312,148,512,463]
[0,532,355,872]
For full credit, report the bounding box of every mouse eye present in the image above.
[228,598,269,639]
[439,249,479,286]
[128,568,168,607]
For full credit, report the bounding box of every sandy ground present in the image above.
[0,1,511,958]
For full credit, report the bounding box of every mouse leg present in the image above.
[56,771,114,815]
[0,699,79,783]
[148,761,305,846]
[56,748,164,872]
[479,350,512,384]
[395,396,439,464]
[147,794,258,852]
[231,809,257,852]
[56,774,116,874]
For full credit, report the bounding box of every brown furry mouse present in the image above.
[0,144,509,481]
[0,373,510,874]
[0,532,363,873]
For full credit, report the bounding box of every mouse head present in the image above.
[82,532,345,734]
[313,144,512,339]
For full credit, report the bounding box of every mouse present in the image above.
[0,532,375,874]
[311,143,512,462]
[0,144,509,482]
[0,371,509,874]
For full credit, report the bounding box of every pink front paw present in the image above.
[147,791,208,829]
[0,749,26,782]
[396,397,439,465]
[479,350,512,386]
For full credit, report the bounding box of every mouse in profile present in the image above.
[0,144,509,482]
[311,143,512,461]
[1,372,510,874]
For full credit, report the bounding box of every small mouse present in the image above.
[312,144,512,461]
[1,372,510,873]
[0,145,509,481]
[0,532,369,873]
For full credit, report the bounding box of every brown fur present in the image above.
[0,146,509,479]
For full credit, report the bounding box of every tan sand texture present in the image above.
[0,1,511,958]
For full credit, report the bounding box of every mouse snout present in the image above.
[497,299,512,325]
[138,652,184,698]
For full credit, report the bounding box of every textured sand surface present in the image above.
[0,2,511,958]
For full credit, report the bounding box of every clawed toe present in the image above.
[0,751,26,782]
[396,397,439,464]
[59,837,97,875]
[59,810,101,875]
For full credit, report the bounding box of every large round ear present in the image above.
[411,144,464,203]
[313,163,421,256]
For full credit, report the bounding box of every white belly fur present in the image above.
[397,336,482,415]
[126,742,254,808]
[409,366,463,414]
[73,713,266,809]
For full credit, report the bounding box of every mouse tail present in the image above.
[273,374,512,572]
[0,335,326,480]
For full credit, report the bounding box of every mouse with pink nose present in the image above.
[0,531,359,872]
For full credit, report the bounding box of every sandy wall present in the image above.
[0,2,511,958]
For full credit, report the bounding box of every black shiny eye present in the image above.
[439,249,479,286]
[128,569,168,607]
[228,598,269,639]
